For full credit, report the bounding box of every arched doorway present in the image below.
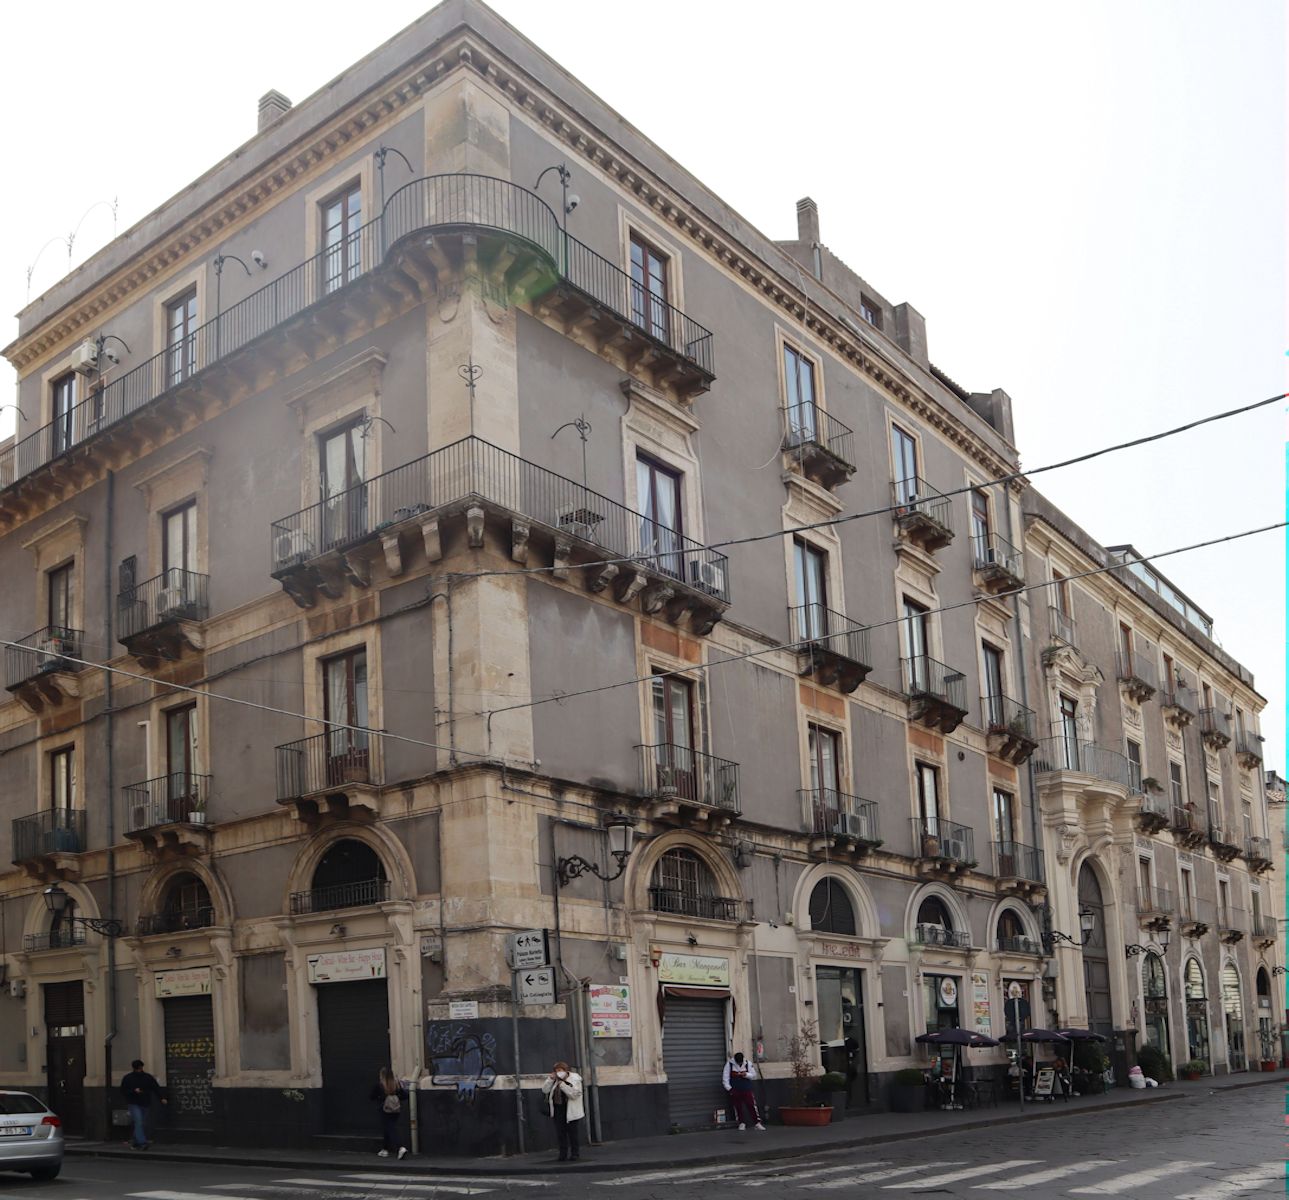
[1184,958,1210,1069]
[1142,953,1169,1057]
[1077,863,1111,1036]
[808,878,869,1109]
[1221,963,1246,1071]
[1256,969,1275,1064]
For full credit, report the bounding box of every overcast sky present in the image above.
[1,0,1283,767]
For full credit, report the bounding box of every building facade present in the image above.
[0,0,1279,1153]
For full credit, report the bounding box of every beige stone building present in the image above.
[0,0,1278,1154]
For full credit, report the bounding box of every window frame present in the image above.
[165,287,198,385]
[320,181,364,294]
[47,561,74,632]
[628,230,671,343]
[915,761,942,832]
[49,745,76,813]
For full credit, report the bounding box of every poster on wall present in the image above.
[972,972,991,1037]
[307,947,387,983]
[155,967,212,998]
[588,984,632,1038]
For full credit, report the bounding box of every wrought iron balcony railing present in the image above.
[805,789,880,844]
[289,877,391,915]
[136,907,216,936]
[123,774,211,831]
[1161,682,1198,716]
[1115,649,1157,693]
[23,928,87,952]
[6,175,714,496]
[638,743,740,813]
[12,808,85,863]
[1217,907,1247,939]
[781,401,856,471]
[4,626,83,691]
[1138,788,1169,821]
[1048,606,1077,648]
[1244,835,1273,865]
[269,435,732,603]
[914,923,972,949]
[901,655,967,711]
[1199,708,1231,746]
[911,817,974,865]
[276,731,378,800]
[1236,733,1265,766]
[647,888,746,922]
[790,603,871,669]
[997,934,1044,955]
[1179,898,1214,930]
[891,475,953,533]
[1252,915,1278,942]
[982,693,1036,740]
[1032,738,1139,791]
[993,841,1044,884]
[971,532,1024,581]
[1136,885,1174,917]
[118,569,209,642]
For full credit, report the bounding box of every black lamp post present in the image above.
[1046,906,1096,951]
[556,815,637,887]
[534,163,579,273]
[42,883,124,938]
[1126,925,1172,956]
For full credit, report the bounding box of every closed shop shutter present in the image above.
[317,980,391,1135]
[163,996,216,1130]
[662,995,727,1128]
[43,980,84,1028]
[43,982,86,1135]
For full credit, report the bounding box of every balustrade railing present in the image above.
[270,435,732,603]
[790,603,870,667]
[781,401,855,468]
[11,808,84,862]
[4,626,83,690]
[993,840,1044,883]
[982,693,1035,739]
[1049,606,1077,648]
[997,934,1044,955]
[276,731,377,800]
[136,907,215,936]
[1032,738,1138,790]
[902,655,967,711]
[1245,835,1272,863]
[647,888,746,922]
[911,817,974,864]
[123,774,211,831]
[638,743,740,813]
[1199,708,1230,742]
[23,929,86,952]
[118,569,209,641]
[891,475,953,532]
[288,877,390,915]
[915,923,971,948]
[805,789,879,843]
[972,532,1023,580]
[1236,733,1264,763]
[1115,649,1157,691]
[1161,682,1198,715]
[1136,885,1174,916]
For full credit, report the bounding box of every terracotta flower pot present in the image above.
[1261,1060,1277,1072]
[1182,1070,1202,1081]
[779,1106,833,1127]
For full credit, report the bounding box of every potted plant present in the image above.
[1136,1044,1173,1083]
[817,1071,848,1119]
[1142,776,1163,793]
[778,1020,831,1126]
[1180,1059,1207,1081]
[890,1067,926,1113]
[921,833,941,858]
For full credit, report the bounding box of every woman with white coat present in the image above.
[542,1061,585,1162]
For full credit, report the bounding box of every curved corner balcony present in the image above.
[0,174,715,517]
[269,436,731,635]
[1032,738,1140,797]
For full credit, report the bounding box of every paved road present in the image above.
[0,1086,1281,1199]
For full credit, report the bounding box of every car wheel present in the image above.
[29,1164,61,1181]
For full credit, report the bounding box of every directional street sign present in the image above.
[514,965,557,1006]
[507,928,550,970]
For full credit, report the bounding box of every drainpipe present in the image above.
[1002,488,1041,857]
[103,469,118,1136]
[428,585,455,766]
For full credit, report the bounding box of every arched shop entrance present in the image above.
[1221,963,1246,1072]
[1141,952,1169,1058]
[1184,958,1210,1069]
[1078,864,1112,1037]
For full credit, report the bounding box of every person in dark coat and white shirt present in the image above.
[119,1060,167,1149]
[723,1052,765,1130]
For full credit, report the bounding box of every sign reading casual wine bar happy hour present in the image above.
[307,947,387,984]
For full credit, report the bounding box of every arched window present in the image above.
[1256,968,1271,1000]
[649,848,733,920]
[1142,952,1167,999]
[996,908,1031,952]
[916,896,961,947]
[918,896,954,929]
[809,879,856,936]
[1184,957,1206,1001]
[145,872,214,934]
[300,839,388,913]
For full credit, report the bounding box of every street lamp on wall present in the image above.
[41,884,124,938]
[1126,924,1172,956]
[1047,906,1096,950]
[556,815,637,887]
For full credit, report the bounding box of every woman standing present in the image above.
[370,1066,409,1159]
[541,1061,584,1162]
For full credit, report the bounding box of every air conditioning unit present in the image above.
[943,837,967,862]
[838,811,870,839]
[8,979,25,999]
[274,529,314,567]
[916,922,947,946]
[156,587,185,617]
[689,559,726,597]
[70,339,100,376]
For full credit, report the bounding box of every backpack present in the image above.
[382,1091,401,1114]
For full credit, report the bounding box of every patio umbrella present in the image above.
[915,1029,999,1106]
[1020,1029,1069,1042]
[1055,1027,1106,1041]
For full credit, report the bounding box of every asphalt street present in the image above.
[0,1086,1281,1199]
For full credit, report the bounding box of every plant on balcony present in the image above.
[778,1019,831,1126]
[1141,777,1163,794]
[655,765,678,796]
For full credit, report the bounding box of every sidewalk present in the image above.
[65,1068,1288,1177]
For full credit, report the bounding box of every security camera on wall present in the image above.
[251,250,268,269]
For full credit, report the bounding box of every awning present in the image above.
[657,983,734,1023]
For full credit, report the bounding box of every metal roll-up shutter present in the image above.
[317,980,391,1135]
[43,980,84,1028]
[662,995,728,1128]
[163,995,216,1130]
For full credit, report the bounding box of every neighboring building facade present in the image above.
[0,0,1277,1153]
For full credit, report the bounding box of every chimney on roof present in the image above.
[258,90,293,132]
[796,197,821,244]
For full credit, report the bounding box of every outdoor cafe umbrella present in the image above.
[1017,1029,1069,1096]
[1055,1027,1106,1041]
[915,1028,1000,1106]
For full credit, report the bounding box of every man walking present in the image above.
[120,1059,166,1149]
[722,1051,765,1130]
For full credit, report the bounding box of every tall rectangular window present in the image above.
[629,232,670,343]
[636,454,684,578]
[51,372,78,456]
[783,345,818,440]
[982,642,1005,725]
[651,672,698,802]
[1169,760,1185,808]
[902,597,929,692]
[793,539,828,638]
[892,424,919,503]
[1052,569,1070,616]
[166,288,198,385]
[1137,856,1153,900]
[50,747,75,812]
[162,501,197,578]
[321,183,363,294]
[1180,867,1195,918]
[916,762,941,834]
[319,420,367,550]
[323,648,369,783]
[1162,651,1175,690]
[47,562,73,632]
[1058,694,1079,767]
[1206,777,1221,829]
[1125,738,1142,792]
[165,703,199,813]
[808,724,841,800]
[1218,880,1231,926]
[1119,622,1134,672]
[970,489,991,550]
[992,788,1015,846]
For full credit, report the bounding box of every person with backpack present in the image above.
[370,1066,408,1159]
[722,1051,765,1130]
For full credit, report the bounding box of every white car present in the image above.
[0,1090,63,1181]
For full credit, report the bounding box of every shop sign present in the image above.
[155,967,212,998]
[816,940,865,959]
[658,953,730,986]
[308,947,387,984]
[938,977,958,1007]
[588,984,632,1038]
[971,972,991,1037]
[449,1000,479,1020]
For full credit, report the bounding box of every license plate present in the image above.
[0,1126,32,1136]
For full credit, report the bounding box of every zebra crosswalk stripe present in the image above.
[129,1192,265,1200]
[278,1178,491,1195]
[342,1174,553,1187]
[975,1160,1120,1189]
[1175,1163,1285,1200]
[598,1163,761,1185]
[1070,1161,1214,1195]
[744,1161,890,1186]
[884,1160,1042,1189]
[806,1163,967,1189]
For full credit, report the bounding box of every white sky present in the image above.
[1,0,1283,767]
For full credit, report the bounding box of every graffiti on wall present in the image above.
[427,1022,497,1102]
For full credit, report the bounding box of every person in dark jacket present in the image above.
[370,1066,408,1159]
[120,1060,166,1149]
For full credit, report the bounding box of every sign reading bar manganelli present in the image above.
[155,967,212,998]
[658,953,730,986]
[307,948,387,984]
